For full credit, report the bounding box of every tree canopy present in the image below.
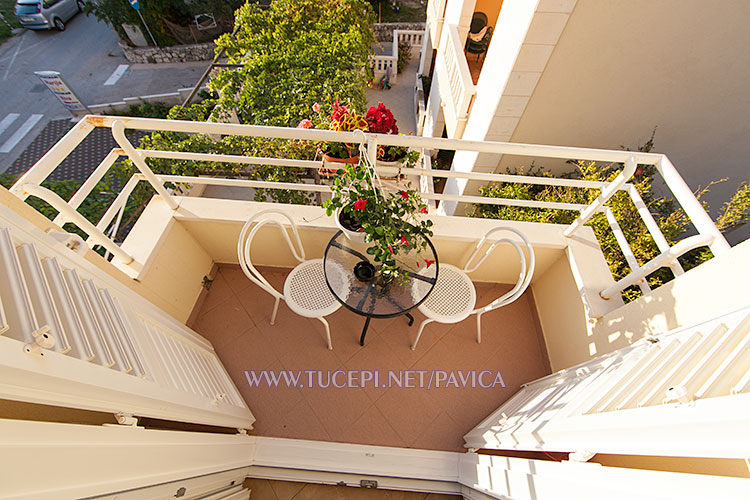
[211,0,375,126]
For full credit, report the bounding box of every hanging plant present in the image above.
[322,145,433,284]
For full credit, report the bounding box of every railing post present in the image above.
[656,156,731,257]
[9,118,95,200]
[21,184,134,264]
[111,120,178,210]
[599,234,714,300]
[564,156,637,237]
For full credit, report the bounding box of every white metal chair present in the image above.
[411,227,535,350]
[237,209,341,350]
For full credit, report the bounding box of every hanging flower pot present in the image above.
[335,206,367,243]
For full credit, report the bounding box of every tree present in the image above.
[118,0,377,205]
[211,0,375,126]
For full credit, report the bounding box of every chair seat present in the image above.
[283,259,341,318]
[417,264,476,324]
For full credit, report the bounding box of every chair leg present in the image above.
[317,317,333,350]
[476,312,483,344]
[270,297,280,326]
[411,319,435,350]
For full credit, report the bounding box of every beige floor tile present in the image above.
[246,478,278,500]
[194,294,254,348]
[335,404,407,448]
[268,480,306,500]
[191,264,550,451]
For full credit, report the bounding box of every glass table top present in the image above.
[323,231,439,318]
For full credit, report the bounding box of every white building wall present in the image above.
[434,0,750,221]
[439,0,576,214]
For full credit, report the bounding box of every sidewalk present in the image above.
[366,58,419,134]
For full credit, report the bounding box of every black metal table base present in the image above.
[359,312,415,346]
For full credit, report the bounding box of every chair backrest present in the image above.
[237,209,306,300]
[483,26,493,44]
[470,11,488,33]
[462,227,535,314]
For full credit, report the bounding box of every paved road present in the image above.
[0,13,209,173]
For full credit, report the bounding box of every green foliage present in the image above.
[467,133,716,302]
[118,100,315,205]
[0,0,21,45]
[396,38,411,73]
[715,182,750,232]
[322,156,432,284]
[110,102,172,119]
[368,0,426,23]
[0,172,127,251]
[85,0,243,46]
[211,0,375,127]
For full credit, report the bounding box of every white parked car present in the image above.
[14,0,84,31]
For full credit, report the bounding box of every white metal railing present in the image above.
[426,0,447,50]
[438,24,476,138]
[0,204,255,429]
[9,115,730,303]
[370,29,425,85]
[463,307,750,458]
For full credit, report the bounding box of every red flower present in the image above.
[424,259,435,268]
[420,207,428,214]
[312,103,320,113]
[399,234,408,246]
[365,101,398,134]
[297,119,312,129]
[388,245,394,254]
[353,198,367,210]
[400,190,409,200]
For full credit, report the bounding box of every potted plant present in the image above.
[316,98,369,164]
[365,102,418,178]
[322,152,434,284]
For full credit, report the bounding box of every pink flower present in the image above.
[420,207,428,214]
[424,259,435,268]
[312,103,320,113]
[353,198,367,210]
[400,190,409,200]
[297,119,313,129]
[399,234,408,246]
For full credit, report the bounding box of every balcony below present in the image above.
[188,263,551,451]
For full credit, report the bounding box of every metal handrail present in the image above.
[21,184,134,264]
[8,115,730,301]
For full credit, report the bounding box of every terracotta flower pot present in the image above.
[320,151,360,178]
[322,152,360,164]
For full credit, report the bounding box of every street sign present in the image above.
[34,71,91,117]
[129,0,140,11]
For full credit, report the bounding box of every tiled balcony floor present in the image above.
[190,264,551,452]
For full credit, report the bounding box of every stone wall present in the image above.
[373,22,426,42]
[119,42,216,64]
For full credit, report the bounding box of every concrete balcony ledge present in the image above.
[117,195,623,372]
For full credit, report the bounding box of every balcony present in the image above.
[187,263,550,450]
[3,114,733,454]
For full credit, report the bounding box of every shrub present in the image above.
[467,134,747,302]
[397,38,411,73]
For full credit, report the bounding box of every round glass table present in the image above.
[323,231,439,346]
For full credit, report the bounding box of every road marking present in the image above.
[0,114,43,153]
[104,64,129,86]
[0,114,20,138]
[2,33,24,81]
